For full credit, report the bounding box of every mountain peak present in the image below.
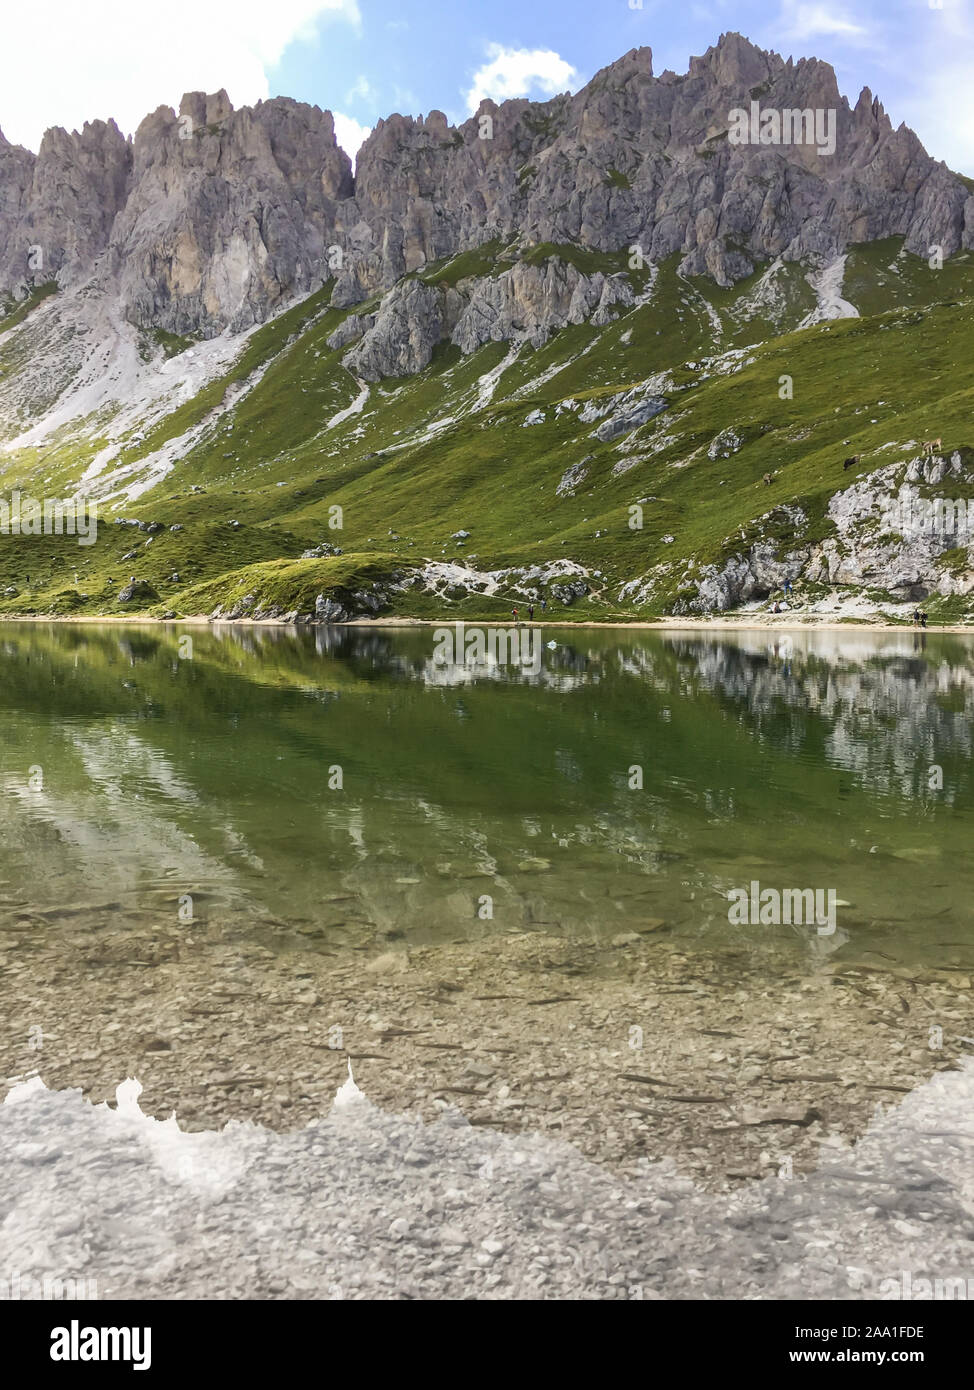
[178,90,234,128]
[0,32,970,338]
[597,46,654,80]
[690,30,776,86]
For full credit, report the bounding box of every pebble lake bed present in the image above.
[1,621,973,1298]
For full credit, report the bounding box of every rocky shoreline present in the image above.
[2,969,973,1300]
[1,613,972,631]
[3,919,971,1192]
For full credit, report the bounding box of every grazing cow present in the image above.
[843,455,860,470]
[921,438,943,456]
[763,472,773,486]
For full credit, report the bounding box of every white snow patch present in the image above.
[4,1074,250,1197]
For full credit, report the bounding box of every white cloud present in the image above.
[465,43,578,114]
[0,0,360,150]
[333,111,372,165]
[345,75,374,105]
[777,2,868,40]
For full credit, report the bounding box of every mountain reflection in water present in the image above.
[0,622,971,971]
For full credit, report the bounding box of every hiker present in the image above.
[512,606,519,624]
[528,603,535,621]
[912,607,921,627]
[540,596,547,613]
[920,610,928,628]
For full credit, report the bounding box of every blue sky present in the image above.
[4,1,973,174]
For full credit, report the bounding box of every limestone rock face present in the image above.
[689,541,810,613]
[338,257,637,378]
[326,313,375,352]
[678,454,974,612]
[108,93,353,336]
[0,119,131,292]
[1,32,970,352]
[335,33,972,302]
[342,279,451,380]
[315,595,348,623]
[451,261,634,353]
[594,393,668,443]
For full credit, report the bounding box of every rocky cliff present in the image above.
[1,31,971,354]
[2,30,974,629]
[335,35,971,308]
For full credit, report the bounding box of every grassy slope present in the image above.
[1,239,973,621]
[0,280,58,335]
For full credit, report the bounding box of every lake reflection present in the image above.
[0,622,972,971]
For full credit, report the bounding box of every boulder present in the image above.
[118,579,159,604]
[315,595,348,623]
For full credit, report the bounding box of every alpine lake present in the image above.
[1,620,971,1188]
